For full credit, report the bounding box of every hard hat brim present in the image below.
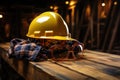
[40,36,76,40]
[27,35,76,41]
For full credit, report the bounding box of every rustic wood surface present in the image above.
[0,43,120,80]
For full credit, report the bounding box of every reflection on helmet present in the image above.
[26,11,75,40]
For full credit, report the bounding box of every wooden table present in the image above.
[0,43,120,80]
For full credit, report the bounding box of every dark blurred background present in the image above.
[0,0,120,54]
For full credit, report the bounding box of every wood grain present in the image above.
[0,43,120,80]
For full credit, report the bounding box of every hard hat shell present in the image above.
[26,11,75,40]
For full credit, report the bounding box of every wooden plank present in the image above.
[0,48,35,80]
[108,10,120,50]
[102,4,116,50]
[84,50,120,68]
[55,60,120,80]
[75,60,120,78]
[34,61,93,80]
[85,50,120,58]
[0,43,10,50]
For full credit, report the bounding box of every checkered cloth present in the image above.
[8,38,41,61]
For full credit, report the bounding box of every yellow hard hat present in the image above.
[26,11,75,40]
